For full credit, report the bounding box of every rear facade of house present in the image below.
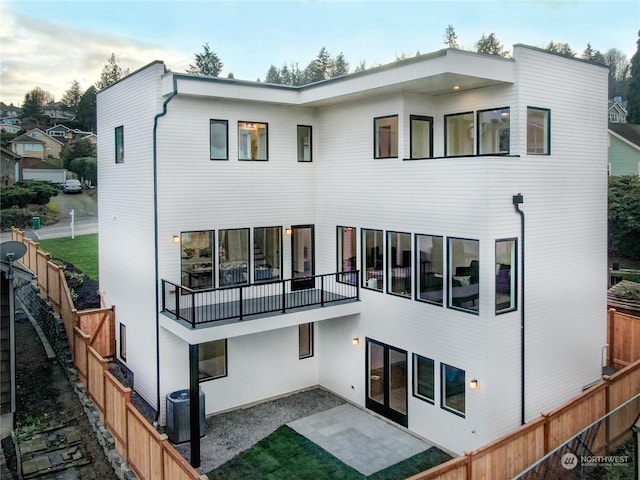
[96,45,608,455]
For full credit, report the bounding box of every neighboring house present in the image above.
[96,45,608,456]
[0,147,21,186]
[46,124,97,144]
[608,96,628,124]
[10,129,63,159]
[608,123,640,175]
[42,103,75,123]
[0,123,21,134]
[20,157,67,184]
[0,102,22,126]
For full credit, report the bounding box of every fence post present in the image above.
[542,412,550,454]
[463,450,473,480]
[607,308,615,368]
[603,374,611,452]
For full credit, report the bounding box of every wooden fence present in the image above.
[11,228,208,480]
[608,308,640,369]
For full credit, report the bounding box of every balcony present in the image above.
[161,271,360,329]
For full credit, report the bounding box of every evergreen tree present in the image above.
[280,64,293,85]
[265,65,282,84]
[304,47,332,83]
[545,41,576,57]
[227,72,235,79]
[626,31,640,123]
[76,87,97,132]
[582,43,606,65]
[61,80,83,115]
[353,60,367,73]
[187,43,223,77]
[443,25,459,49]
[330,52,349,77]
[474,33,509,57]
[96,53,130,90]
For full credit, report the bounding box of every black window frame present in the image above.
[495,237,518,314]
[527,106,551,155]
[253,226,282,283]
[415,233,444,306]
[373,114,399,159]
[115,125,124,163]
[337,226,357,285]
[199,339,228,382]
[298,322,314,359]
[238,121,269,161]
[119,323,127,361]
[441,362,465,417]
[361,228,384,292]
[447,236,480,315]
[297,125,313,162]
[409,115,434,159]
[180,230,215,290]
[210,119,229,160]
[412,353,435,404]
[444,111,474,157]
[477,107,510,155]
[219,228,250,287]
[386,230,412,298]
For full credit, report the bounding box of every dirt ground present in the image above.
[2,308,116,479]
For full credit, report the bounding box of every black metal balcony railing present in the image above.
[161,271,359,328]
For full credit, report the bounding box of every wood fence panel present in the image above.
[406,456,468,480]
[611,310,640,368]
[546,386,607,452]
[77,308,115,358]
[162,441,208,480]
[73,327,89,384]
[87,347,108,418]
[46,262,62,312]
[104,371,131,459]
[470,420,545,480]
[25,239,37,271]
[127,405,165,480]
[36,250,50,292]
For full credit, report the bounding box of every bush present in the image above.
[0,186,36,208]
[0,207,34,230]
[609,175,640,260]
[68,157,97,186]
[15,180,60,205]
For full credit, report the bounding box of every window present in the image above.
[374,115,398,158]
[387,231,411,297]
[441,363,465,416]
[413,354,434,403]
[297,125,312,162]
[416,234,443,305]
[448,238,479,313]
[478,107,510,154]
[181,231,214,289]
[254,226,281,282]
[445,112,473,156]
[219,228,249,286]
[238,121,268,160]
[410,115,433,159]
[299,323,314,359]
[527,107,550,154]
[496,239,517,313]
[362,229,383,291]
[199,339,227,381]
[210,119,228,160]
[337,226,357,285]
[119,323,127,361]
[115,125,124,163]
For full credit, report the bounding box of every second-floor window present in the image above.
[238,121,268,160]
[410,115,433,159]
[448,237,479,313]
[219,228,249,286]
[115,125,124,163]
[445,112,473,156]
[362,228,383,291]
[416,234,443,305]
[527,107,550,154]
[478,107,510,154]
[297,125,312,162]
[374,115,398,158]
[388,231,411,297]
[337,226,357,285]
[210,119,228,160]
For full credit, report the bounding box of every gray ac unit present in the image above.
[166,389,206,444]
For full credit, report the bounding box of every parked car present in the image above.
[62,179,82,194]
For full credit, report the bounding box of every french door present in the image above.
[291,225,314,290]
[366,338,408,427]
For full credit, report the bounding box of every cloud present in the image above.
[0,7,188,105]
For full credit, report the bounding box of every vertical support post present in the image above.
[188,343,200,468]
[321,275,325,306]
[608,308,615,368]
[282,280,286,313]
[239,285,243,320]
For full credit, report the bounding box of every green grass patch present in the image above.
[206,425,452,480]
[37,234,98,280]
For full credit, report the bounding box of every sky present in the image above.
[1,0,638,107]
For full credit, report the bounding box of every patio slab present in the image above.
[288,404,432,476]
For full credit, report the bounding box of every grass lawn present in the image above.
[37,234,98,280]
[207,426,452,480]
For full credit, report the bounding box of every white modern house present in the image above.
[96,45,608,458]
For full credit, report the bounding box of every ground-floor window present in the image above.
[299,323,313,359]
[441,363,465,417]
[119,323,126,361]
[496,238,517,313]
[199,339,227,381]
[412,354,434,404]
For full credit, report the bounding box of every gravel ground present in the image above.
[175,387,346,474]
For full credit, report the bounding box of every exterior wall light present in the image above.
[352,337,360,346]
[172,235,180,244]
[285,227,292,235]
[470,379,479,389]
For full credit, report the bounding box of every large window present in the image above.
[254,227,281,282]
[297,125,312,162]
[299,323,313,359]
[527,107,550,154]
[238,121,268,160]
[362,229,383,291]
[115,125,124,163]
[416,234,443,305]
[181,231,214,289]
[445,112,473,156]
[448,238,479,313]
[413,354,434,404]
[478,107,510,154]
[387,231,411,297]
[496,239,517,313]
[219,228,249,286]
[441,363,465,417]
[410,115,433,159]
[374,115,398,158]
[199,339,227,381]
[337,226,357,284]
[210,119,228,160]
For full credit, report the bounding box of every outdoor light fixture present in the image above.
[352,337,360,346]
[470,379,479,389]
[453,85,460,91]
[285,227,292,235]
[172,235,180,244]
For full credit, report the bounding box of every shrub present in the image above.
[609,175,640,260]
[0,186,36,208]
[0,207,34,230]
[68,157,97,186]
[64,270,86,289]
[15,180,60,205]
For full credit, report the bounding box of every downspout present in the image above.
[153,75,178,424]
[513,193,525,425]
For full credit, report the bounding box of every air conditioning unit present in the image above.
[166,389,206,444]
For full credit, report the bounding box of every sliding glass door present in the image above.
[291,225,314,290]
[366,338,408,427]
